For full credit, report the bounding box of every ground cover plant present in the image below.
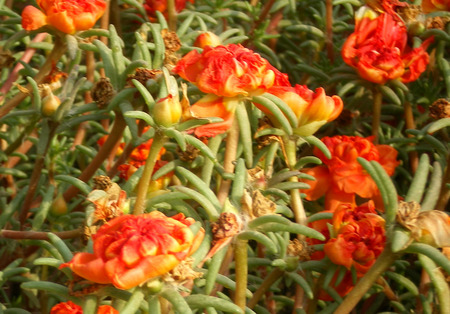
[0,0,450,313]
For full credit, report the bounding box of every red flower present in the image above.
[173,44,288,97]
[144,0,194,20]
[324,202,386,275]
[22,0,106,34]
[301,135,399,211]
[256,85,343,136]
[422,0,450,12]
[50,301,82,314]
[60,212,205,290]
[342,7,433,84]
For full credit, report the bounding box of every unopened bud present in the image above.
[50,194,68,216]
[193,32,221,49]
[153,94,182,127]
[41,86,61,117]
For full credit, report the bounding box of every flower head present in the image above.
[342,6,433,84]
[60,212,205,290]
[257,85,343,136]
[22,0,106,34]
[324,202,386,274]
[301,135,399,211]
[173,44,287,98]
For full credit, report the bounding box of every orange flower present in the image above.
[173,44,289,97]
[50,301,82,314]
[193,32,222,49]
[342,7,433,84]
[258,85,343,136]
[22,0,106,34]
[60,212,205,290]
[301,135,399,211]
[324,202,386,275]
[189,94,240,137]
[422,0,450,12]
[144,0,194,20]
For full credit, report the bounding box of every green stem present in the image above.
[167,0,177,31]
[248,268,284,309]
[404,101,418,173]
[19,122,57,228]
[372,86,383,143]
[133,131,167,215]
[234,238,248,310]
[419,254,450,314]
[334,247,400,314]
[0,228,83,240]
[217,118,239,206]
[283,137,307,225]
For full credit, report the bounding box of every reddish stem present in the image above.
[1,228,83,240]
[63,113,126,202]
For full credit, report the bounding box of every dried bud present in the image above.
[128,68,162,86]
[397,5,426,35]
[91,78,114,109]
[93,175,113,191]
[426,16,450,30]
[176,144,200,162]
[211,212,241,245]
[162,29,181,66]
[193,32,221,49]
[287,238,311,261]
[429,98,450,120]
[41,86,61,117]
[153,94,182,127]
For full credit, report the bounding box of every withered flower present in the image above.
[91,78,115,109]
[429,98,450,120]
[242,189,277,219]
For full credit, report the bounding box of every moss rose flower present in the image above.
[60,212,204,290]
[22,0,106,34]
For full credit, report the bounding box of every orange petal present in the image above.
[21,6,47,31]
[108,254,180,290]
[300,166,331,201]
[324,236,355,269]
[60,252,111,284]
[46,11,76,34]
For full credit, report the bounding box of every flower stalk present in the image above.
[217,118,239,205]
[334,246,400,314]
[284,136,307,225]
[234,238,248,310]
[133,131,168,215]
[371,86,383,143]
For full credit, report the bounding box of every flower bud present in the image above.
[41,86,61,117]
[193,32,221,49]
[153,94,182,127]
[50,193,68,216]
